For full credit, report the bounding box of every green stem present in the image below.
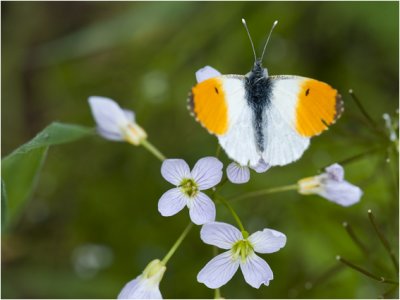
[215,144,221,158]
[368,210,399,272]
[218,196,246,232]
[141,139,166,162]
[230,184,298,202]
[337,256,399,285]
[342,222,369,256]
[214,288,221,299]
[348,89,383,135]
[320,147,382,171]
[161,222,193,265]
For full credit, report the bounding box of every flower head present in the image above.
[298,163,362,206]
[227,159,271,184]
[118,259,166,299]
[197,222,286,289]
[158,157,223,225]
[88,96,147,145]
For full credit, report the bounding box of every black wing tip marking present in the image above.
[334,91,344,121]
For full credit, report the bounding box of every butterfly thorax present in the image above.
[245,60,273,153]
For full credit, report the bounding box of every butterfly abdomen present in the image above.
[245,64,273,152]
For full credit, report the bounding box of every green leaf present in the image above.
[2,122,94,229]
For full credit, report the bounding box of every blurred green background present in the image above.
[2,1,399,298]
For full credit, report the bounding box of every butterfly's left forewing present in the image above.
[188,75,260,166]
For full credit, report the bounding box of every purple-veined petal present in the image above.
[195,66,222,83]
[320,180,362,207]
[88,96,128,138]
[191,157,223,190]
[248,229,286,254]
[240,253,273,288]
[158,188,187,217]
[325,163,344,181]
[188,192,216,225]
[117,276,162,299]
[161,159,191,186]
[197,251,239,289]
[251,159,271,173]
[200,221,242,249]
[227,162,250,184]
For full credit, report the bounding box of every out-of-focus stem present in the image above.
[368,210,399,272]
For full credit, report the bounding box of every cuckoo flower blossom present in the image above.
[158,157,222,225]
[118,259,165,299]
[88,96,147,145]
[298,163,362,207]
[227,159,271,184]
[197,222,286,289]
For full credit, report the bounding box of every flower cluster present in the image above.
[88,71,363,299]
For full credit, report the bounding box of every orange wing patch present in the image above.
[295,79,343,137]
[189,78,229,135]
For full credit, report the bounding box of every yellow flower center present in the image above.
[180,178,198,198]
[232,239,254,262]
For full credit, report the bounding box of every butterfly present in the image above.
[188,19,343,169]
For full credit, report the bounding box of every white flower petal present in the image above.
[200,221,242,249]
[188,192,216,225]
[97,127,124,141]
[240,253,273,288]
[117,276,162,299]
[248,229,287,254]
[191,157,223,190]
[161,159,191,186]
[251,159,271,173]
[197,251,239,289]
[195,66,222,83]
[325,163,344,181]
[320,180,363,207]
[123,109,136,122]
[88,96,128,138]
[158,188,187,217]
[227,162,250,184]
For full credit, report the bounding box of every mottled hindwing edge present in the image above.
[334,91,344,121]
[187,90,196,117]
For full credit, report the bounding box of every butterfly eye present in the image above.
[305,88,310,96]
[214,87,219,94]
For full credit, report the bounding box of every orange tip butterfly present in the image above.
[188,19,343,168]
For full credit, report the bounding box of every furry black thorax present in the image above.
[244,60,273,152]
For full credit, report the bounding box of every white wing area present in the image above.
[217,76,261,167]
[262,76,310,166]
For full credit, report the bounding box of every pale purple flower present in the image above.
[298,163,362,206]
[118,259,165,299]
[227,159,271,184]
[197,222,286,289]
[88,96,147,145]
[158,157,223,225]
[195,66,221,83]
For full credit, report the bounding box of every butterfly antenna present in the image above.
[260,20,278,62]
[242,18,257,62]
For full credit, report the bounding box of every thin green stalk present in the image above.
[320,147,382,171]
[337,256,399,285]
[342,222,369,256]
[214,288,222,299]
[348,89,383,135]
[141,139,166,162]
[230,184,298,202]
[215,144,221,158]
[218,196,246,232]
[368,210,399,272]
[161,222,193,265]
